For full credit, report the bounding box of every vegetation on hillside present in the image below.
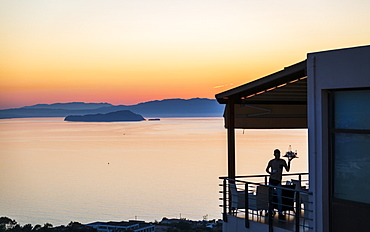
[0,217,222,232]
[0,217,96,232]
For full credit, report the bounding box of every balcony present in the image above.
[220,173,313,232]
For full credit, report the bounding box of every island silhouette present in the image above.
[64,110,145,122]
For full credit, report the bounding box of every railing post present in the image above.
[265,176,268,185]
[223,179,228,222]
[245,183,249,228]
[268,186,274,232]
[295,191,301,232]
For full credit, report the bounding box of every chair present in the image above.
[291,179,309,217]
[229,183,259,215]
[229,183,246,215]
[281,185,296,215]
[229,184,271,218]
[255,185,269,214]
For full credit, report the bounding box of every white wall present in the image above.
[307,45,370,232]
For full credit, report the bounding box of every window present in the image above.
[331,89,370,204]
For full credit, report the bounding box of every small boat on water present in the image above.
[148,118,160,121]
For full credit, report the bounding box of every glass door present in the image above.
[329,89,370,231]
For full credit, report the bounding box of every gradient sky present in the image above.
[1,0,369,109]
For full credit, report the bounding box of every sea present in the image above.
[0,117,308,226]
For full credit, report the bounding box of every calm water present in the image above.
[0,117,307,226]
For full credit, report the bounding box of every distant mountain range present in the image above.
[0,98,225,119]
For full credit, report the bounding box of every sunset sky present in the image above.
[1,0,369,109]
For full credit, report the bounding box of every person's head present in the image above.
[273,149,281,159]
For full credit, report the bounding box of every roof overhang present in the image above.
[216,60,308,129]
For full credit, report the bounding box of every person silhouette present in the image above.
[265,149,293,220]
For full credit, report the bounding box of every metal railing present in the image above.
[219,173,313,232]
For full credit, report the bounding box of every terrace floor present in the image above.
[233,209,311,232]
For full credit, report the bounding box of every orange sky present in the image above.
[1,0,369,109]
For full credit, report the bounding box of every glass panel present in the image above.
[334,89,370,130]
[333,133,370,204]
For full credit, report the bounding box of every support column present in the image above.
[226,98,236,180]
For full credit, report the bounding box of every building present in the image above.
[85,221,155,232]
[216,45,370,231]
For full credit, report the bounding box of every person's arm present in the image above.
[285,159,291,172]
[266,161,271,174]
